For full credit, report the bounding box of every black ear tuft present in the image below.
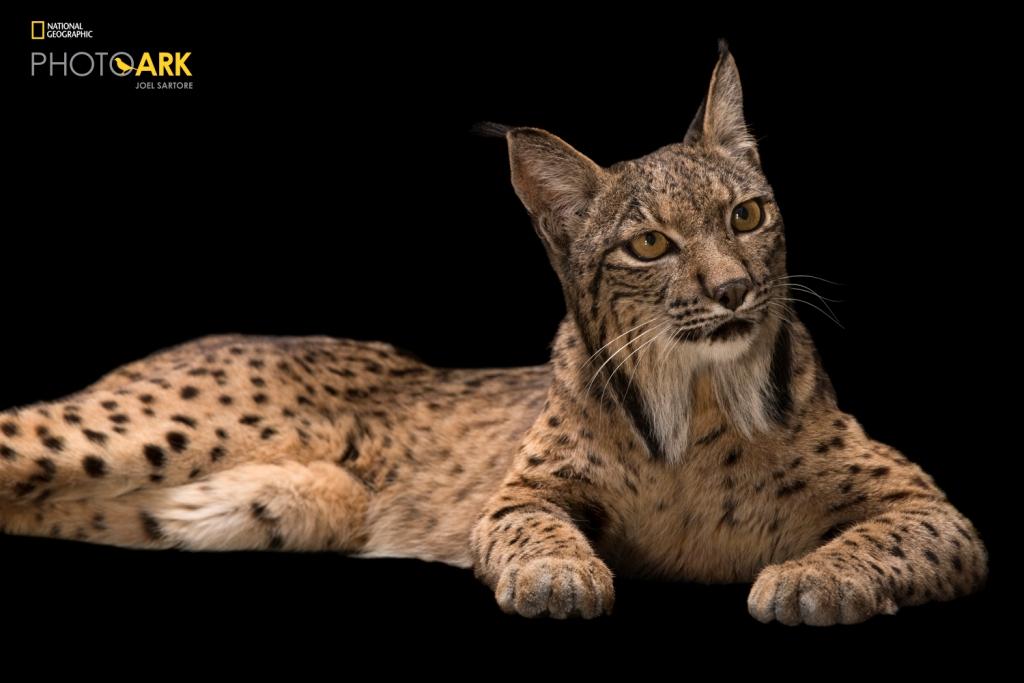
[470,121,514,138]
[717,37,730,58]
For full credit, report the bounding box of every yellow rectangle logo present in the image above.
[31,21,45,40]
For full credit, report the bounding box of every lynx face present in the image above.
[499,43,791,453]
[578,142,786,361]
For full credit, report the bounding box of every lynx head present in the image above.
[494,42,793,460]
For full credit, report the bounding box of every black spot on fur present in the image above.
[140,512,164,540]
[695,425,726,446]
[829,493,868,512]
[31,457,57,483]
[253,393,268,404]
[552,466,591,484]
[338,438,359,464]
[719,499,737,527]
[166,432,188,453]
[1,422,18,437]
[82,429,108,445]
[101,400,118,411]
[0,445,16,460]
[260,427,277,440]
[777,480,807,497]
[724,448,742,466]
[41,435,65,452]
[219,395,234,405]
[180,386,200,400]
[239,415,262,426]
[14,482,36,497]
[171,415,198,429]
[109,414,130,424]
[144,445,166,467]
[871,466,891,477]
[82,456,107,478]
[210,446,226,461]
[491,504,546,521]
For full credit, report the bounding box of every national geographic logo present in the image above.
[29,20,195,91]
[31,20,94,40]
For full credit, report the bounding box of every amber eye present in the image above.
[627,231,671,260]
[731,199,764,232]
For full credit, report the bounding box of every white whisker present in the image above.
[579,317,659,369]
[768,273,844,287]
[772,295,844,329]
[599,321,673,402]
[584,320,667,396]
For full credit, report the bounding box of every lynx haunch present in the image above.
[0,43,986,625]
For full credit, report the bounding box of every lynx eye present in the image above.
[627,231,671,261]
[731,198,764,232]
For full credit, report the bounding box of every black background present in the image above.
[4,8,1012,668]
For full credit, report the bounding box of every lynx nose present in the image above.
[713,278,751,311]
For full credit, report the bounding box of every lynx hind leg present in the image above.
[152,461,372,551]
[1,461,371,552]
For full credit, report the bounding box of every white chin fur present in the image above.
[636,320,776,463]
[686,332,756,362]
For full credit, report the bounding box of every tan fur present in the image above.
[0,44,987,625]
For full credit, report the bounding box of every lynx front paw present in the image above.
[494,556,614,619]
[748,560,898,626]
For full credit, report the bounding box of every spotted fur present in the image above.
[0,43,986,624]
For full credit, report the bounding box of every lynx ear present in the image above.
[504,127,605,254]
[684,40,760,166]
